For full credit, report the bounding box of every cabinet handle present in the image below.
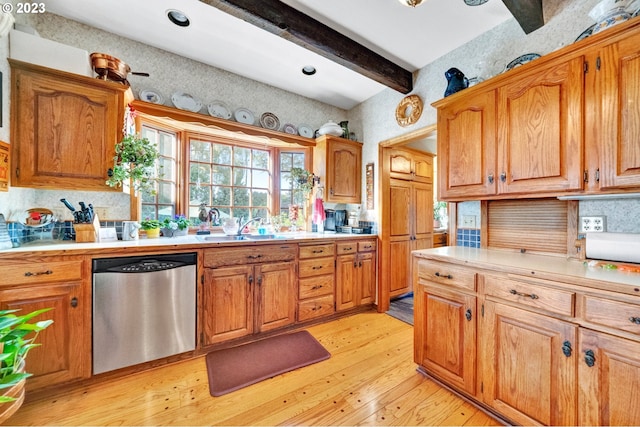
[247,254,263,259]
[562,340,572,357]
[70,297,78,308]
[500,172,507,183]
[312,249,324,254]
[107,168,114,177]
[311,285,323,290]
[354,261,358,267]
[595,168,600,182]
[363,245,372,249]
[629,317,640,325]
[358,261,362,267]
[434,272,453,279]
[248,275,253,284]
[465,308,472,321]
[584,349,596,367]
[24,270,53,277]
[343,247,352,251]
[312,266,323,270]
[330,188,334,195]
[509,289,539,300]
[488,173,494,184]
[257,275,263,286]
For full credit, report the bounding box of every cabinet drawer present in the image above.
[204,244,296,268]
[299,243,334,259]
[1,260,83,286]
[298,295,335,321]
[433,233,447,247]
[582,296,640,336]
[299,275,334,299]
[417,260,476,291]
[358,240,376,252]
[336,242,357,255]
[299,257,335,278]
[485,276,574,317]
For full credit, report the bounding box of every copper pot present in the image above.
[90,53,149,85]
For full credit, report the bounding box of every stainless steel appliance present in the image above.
[324,209,336,231]
[92,253,196,374]
[335,210,347,227]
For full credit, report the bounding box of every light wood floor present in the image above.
[6,311,501,426]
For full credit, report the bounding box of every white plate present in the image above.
[297,124,314,138]
[207,101,232,119]
[282,123,297,135]
[234,108,255,125]
[259,112,280,130]
[504,53,541,71]
[139,89,164,105]
[171,92,202,112]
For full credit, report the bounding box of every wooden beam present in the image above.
[199,0,413,94]
[501,0,544,34]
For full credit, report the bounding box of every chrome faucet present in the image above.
[237,216,262,235]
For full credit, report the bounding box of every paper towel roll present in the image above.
[585,232,640,263]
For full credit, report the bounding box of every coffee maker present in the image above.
[324,209,336,231]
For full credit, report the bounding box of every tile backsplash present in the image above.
[457,228,480,248]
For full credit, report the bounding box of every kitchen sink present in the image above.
[196,234,279,242]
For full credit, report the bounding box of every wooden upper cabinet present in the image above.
[591,31,640,190]
[436,89,497,200]
[9,60,128,190]
[497,56,585,194]
[314,135,362,204]
[386,147,433,183]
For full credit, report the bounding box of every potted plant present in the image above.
[161,215,191,237]
[140,218,161,238]
[289,167,314,197]
[434,201,447,229]
[0,308,53,423]
[106,134,161,195]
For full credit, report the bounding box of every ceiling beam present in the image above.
[501,0,544,34]
[199,0,413,94]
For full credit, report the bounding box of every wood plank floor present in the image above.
[6,311,501,426]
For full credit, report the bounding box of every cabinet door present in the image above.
[597,35,640,190]
[497,56,584,194]
[387,148,433,183]
[358,252,375,305]
[255,261,296,333]
[414,282,476,395]
[202,265,253,345]
[336,254,357,311]
[482,301,577,426]
[11,63,124,190]
[412,181,433,240]
[437,89,497,199]
[326,139,362,203]
[0,282,89,389]
[578,329,640,426]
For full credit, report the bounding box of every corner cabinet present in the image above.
[434,19,640,201]
[9,59,129,190]
[313,135,362,204]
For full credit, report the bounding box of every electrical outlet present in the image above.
[462,215,476,228]
[580,216,606,233]
[93,207,109,220]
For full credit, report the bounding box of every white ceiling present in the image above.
[44,0,513,109]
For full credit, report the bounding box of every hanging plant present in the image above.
[289,167,314,197]
[106,134,160,195]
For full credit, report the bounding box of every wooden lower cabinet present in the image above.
[578,329,640,426]
[414,280,476,396]
[335,240,376,311]
[0,280,89,390]
[481,301,578,426]
[297,243,335,322]
[202,261,296,345]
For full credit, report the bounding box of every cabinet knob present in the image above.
[465,308,472,321]
[107,168,114,177]
[488,173,494,184]
[330,188,334,195]
[629,316,640,325]
[70,297,78,308]
[562,340,572,357]
[584,349,596,367]
[500,172,507,183]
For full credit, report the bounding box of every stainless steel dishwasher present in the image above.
[92,253,197,374]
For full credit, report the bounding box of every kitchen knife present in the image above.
[60,198,76,212]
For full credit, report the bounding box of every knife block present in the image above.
[73,214,100,243]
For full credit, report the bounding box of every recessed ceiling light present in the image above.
[302,65,316,76]
[167,9,190,27]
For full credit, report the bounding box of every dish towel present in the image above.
[312,197,326,225]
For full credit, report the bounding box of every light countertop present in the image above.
[413,246,640,293]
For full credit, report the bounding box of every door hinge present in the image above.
[583,170,589,183]
[481,303,484,317]
[15,168,19,178]
[201,274,204,285]
[481,382,484,393]
[584,61,589,74]
[596,56,601,70]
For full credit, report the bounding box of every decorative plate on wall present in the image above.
[504,53,541,71]
[171,92,202,112]
[208,101,232,119]
[139,89,164,105]
[395,94,423,127]
[282,123,298,135]
[234,108,255,125]
[297,124,314,138]
[259,112,280,130]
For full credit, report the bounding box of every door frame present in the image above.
[378,124,449,312]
